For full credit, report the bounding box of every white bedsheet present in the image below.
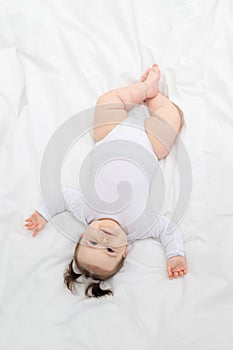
[1,1,233,349]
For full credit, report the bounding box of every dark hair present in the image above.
[64,239,126,299]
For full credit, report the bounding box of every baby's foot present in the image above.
[140,64,160,99]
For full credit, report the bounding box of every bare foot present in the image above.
[140,64,160,99]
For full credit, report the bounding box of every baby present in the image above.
[24,64,188,298]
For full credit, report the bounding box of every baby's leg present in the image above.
[93,78,158,142]
[144,93,183,159]
[142,66,183,159]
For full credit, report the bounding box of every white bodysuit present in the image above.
[37,105,186,260]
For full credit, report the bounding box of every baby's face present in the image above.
[77,219,128,276]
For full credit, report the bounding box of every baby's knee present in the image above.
[96,90,118,106]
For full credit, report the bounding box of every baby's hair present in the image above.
[64,237,125,298]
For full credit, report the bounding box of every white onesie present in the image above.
[37,105,186,260]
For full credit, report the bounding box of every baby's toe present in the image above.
[151,64,159,72]
[140,68,151,82]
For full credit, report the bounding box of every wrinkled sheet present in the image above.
[0,1,233,349]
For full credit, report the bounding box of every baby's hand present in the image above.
[24,211,47,237]
[167,256,188,280]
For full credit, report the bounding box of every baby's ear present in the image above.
[123,243,129,257]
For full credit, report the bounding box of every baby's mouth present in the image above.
[101,229,116,236]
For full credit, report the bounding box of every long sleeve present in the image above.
[144,215,186,260]
[36,187,85,224]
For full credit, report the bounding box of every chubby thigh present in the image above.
[92,102,128,142]
[144,115,181,160]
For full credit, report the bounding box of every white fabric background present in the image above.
[0,1,233,349]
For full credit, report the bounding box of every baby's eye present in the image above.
[106,247,115,253]
[89,240,98,245]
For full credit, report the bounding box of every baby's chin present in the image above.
[91,219,121,231]
[95,218,120,227]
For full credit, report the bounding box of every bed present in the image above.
[0,1,233,349]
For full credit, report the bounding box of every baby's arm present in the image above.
[154,216,186,259]
[24,188,84,237]
[147,216,188,279]
[36,188,84,222]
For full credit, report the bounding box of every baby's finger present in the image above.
[32,223,44,237]
[25,221,34,226]
[173,271,179,278]
[173,267,182,272]
[27,222,37,230]
[24,220,32,224]
[25,224,35,230]
[25,217,33,222]
[32,228,39,237]
[167,266,173,279]
[173,267,185,274]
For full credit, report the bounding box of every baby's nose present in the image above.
[101,235,110,242]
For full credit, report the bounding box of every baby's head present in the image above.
[64,218,128,298]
